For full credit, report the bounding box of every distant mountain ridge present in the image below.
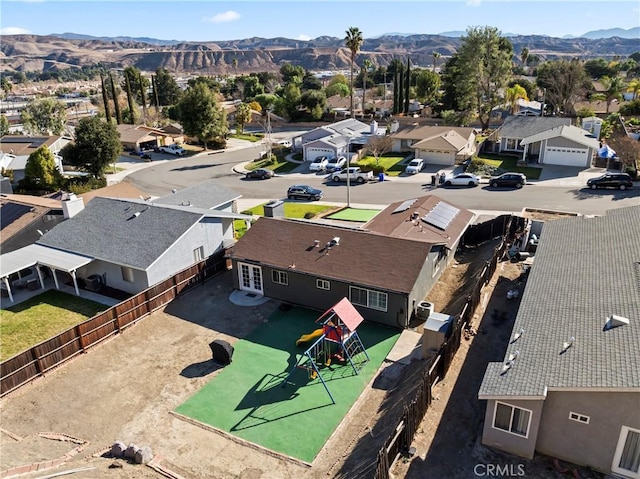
[2,31,638,75]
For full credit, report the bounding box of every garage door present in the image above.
[418,149,453,166]
[305,147,335,162]
[543,147,589,167]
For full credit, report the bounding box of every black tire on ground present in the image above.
[591,184,598,190]
[445,181,452,186]
[491,182,498,188]
[333,176,341,182]
[288,195,294,200]
[357,177,365,184]
[516,182,523,188]
[620,185,627,190]
[469,181,475,186]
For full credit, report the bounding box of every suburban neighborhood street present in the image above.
[122,142,640,217]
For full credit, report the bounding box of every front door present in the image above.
[612,426,640,478]
[238,263,263,294]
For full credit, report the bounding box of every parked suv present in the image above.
[287,185,323,201]
[586,173,633,190]
[489,172,527,188]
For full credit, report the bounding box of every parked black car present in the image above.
[287,185,323,201]
[586,173,633,190]
[489,172,527,188]
[245,168,275,180]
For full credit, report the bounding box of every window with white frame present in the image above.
[121,266,134,283]
[493,402,532,438]
[613,426,640,478]
[193,245,204,262]
[272,270,288,285]
[316,279,330,290]
[350,286,388,311]
[569,412,590,424]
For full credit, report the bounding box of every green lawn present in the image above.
[240,202,334,219]
[1,291,107,361]
[325,208,381,222]
[474,154,542,179]
[357,154,406,177]
[230,133,263,142]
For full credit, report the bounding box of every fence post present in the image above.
[76,324,86,352]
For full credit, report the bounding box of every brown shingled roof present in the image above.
[231,217,435,293]
[364,195,474,249]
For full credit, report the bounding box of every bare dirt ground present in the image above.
[0,242,602,479]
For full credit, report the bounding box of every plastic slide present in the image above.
[296,328,324,347]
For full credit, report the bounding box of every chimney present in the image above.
[61,193,84,219]
[370,120,378,134]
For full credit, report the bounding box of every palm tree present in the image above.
[361,58,373,117]
[627,79,640,100]
[432,51,441,72]
[344,27,363,118]
[505,85,528,114]
[520,47,529,69]
[600,75,627,114]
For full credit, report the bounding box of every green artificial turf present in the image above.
[175,307,399,463]
[325,208,381,222]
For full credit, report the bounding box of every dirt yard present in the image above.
[0,241,600,479]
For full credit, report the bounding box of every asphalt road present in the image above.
[123,143,640,217]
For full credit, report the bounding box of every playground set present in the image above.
[283,297,370,404]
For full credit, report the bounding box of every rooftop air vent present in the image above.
[603,314,629,331]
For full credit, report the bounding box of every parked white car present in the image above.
[325,156,347,172]
[405,158,425,175]
[444,173,481,187]
[309,156,330,172]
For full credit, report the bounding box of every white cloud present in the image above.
[203,11,240,24]
[0,27,31,35]
[295,35,311,41]
[466,0,481,6]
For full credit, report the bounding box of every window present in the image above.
[193,246,204,262]
[613,426,640,478]
[272,270,288,285]
[493,402,532,438]
[350,286,388,311]
[317,279,330,290]
[121,266,134,283]
[568,412,590,424]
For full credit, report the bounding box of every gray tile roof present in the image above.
[479,206,640,398]
[37,197,204,270]
[498,116,571,140]
[154,180,241,210]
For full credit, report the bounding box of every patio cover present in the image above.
[1,244,93,279]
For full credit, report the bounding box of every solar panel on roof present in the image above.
[392,198,417,214]
[1,203,33,230]
[422,202,459,230]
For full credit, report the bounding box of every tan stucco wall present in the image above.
[482,399,544,459]
[536,391,640,475]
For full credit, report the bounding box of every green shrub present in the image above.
[304,211,316,219]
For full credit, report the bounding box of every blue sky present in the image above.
[1,0,638,41]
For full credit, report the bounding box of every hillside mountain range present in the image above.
[1,31,638,75]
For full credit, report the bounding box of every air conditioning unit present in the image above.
[84,274,104,292]
[416,301,434,320]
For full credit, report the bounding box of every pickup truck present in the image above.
[159,144,187,156]
[331,167,374,184]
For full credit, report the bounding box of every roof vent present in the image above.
[560,337,575,354]
[329,237,340,246]
[603,314,629,331]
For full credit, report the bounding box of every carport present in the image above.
[1,244,93,303]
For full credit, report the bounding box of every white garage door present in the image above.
[305,147,335,162]
[417,149,453,166]
[543,147,589,167]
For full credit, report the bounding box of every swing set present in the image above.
[282,297,370,404]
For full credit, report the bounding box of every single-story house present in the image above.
[153,179,242,214]
[492,99,543,119]
[484,116,571,158]
[519,124,600,167]
[0,196,251,299]
[116,124,175,152]
[389,125,479,166]
[160,123,186,145]
[297,118,378,162]
[478,206,640,478]
[0,135,68,184]
[568,99,621,117]
[229,195,474,328]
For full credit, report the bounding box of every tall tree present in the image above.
[122,66,149,104]
[455,26,514,130]
[416,70,441,105]
[505,85,529,114]
[23,145,62,191]
[520,47,529,68]
[109,72,122,124]
[235,102,252,134]
[62,116,121,178]
[432,51,441,72]
[21,98,67,135]
[344,27,363,117]
[0,114,9,136]
[404,58,411,115]
[536,59,589,116]
[361,59,373,116]
[138,71,148,123]
[100,75,112,123]
[599,75,627,114]
[124,72,137,124]
[177,83,228,150]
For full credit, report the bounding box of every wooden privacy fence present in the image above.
[0,251,228,397]
[374,229,513,479]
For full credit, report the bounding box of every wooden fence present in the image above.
[373,222,513,479]
[0,250,228,397]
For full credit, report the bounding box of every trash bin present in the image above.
[378,172,385,182]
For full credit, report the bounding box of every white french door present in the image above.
[613,426,640,479]
[238,263,263,294]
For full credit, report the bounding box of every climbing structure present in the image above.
[282,297,370,404]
